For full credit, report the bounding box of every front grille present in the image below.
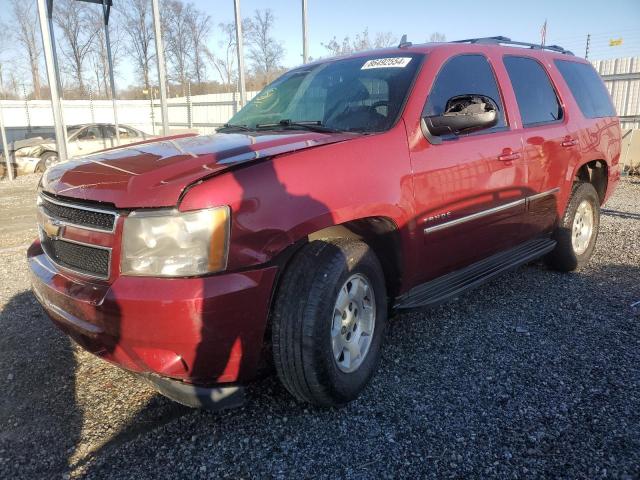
[41,234,110,278]
[40,195,116,231]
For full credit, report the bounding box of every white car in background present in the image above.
[7,123,150,175]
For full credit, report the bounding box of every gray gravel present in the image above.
[1,176,639,479]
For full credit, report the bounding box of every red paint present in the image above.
[29,42,621,390]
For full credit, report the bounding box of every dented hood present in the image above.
[40,131,354,208]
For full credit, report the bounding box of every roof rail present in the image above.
[451,36,574,55]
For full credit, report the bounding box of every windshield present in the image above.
[226,53,424,133]
[67,126,84,140]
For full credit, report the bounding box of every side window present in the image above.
[424,54,506,129]
[78,126,103,140]
[124,127,139,138]
[554,60,616,118]
[102,126,117,139]
[503,56,563,126]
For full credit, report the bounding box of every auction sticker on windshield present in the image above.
[361,57,412,69]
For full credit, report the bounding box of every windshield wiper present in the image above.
[255,119,341,133]
[217,123,254,132]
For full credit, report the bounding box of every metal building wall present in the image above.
[592,56,640,130]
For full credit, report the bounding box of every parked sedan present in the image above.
[11,123,150,174]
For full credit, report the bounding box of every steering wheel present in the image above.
[370,100,390,111]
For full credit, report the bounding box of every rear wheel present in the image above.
[272,239,387,407]
[546,182,600,271]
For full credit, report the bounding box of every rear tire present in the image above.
[546,182,600,271]
[272,239,387,407]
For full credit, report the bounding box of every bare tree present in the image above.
[374,31,397,48]
[186,7,211,86]
[429,32,447,43]
[89,10,123,99]
[321,36,354,57]
[322,29,397,57]
[120,0,155,91]
[206,22,236,91]
[245,9,285,85]
[11,0,43,99]
[162,0,194,95]
[53,0,100,95]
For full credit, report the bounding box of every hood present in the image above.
[40,131,355,208]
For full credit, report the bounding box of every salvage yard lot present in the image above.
[1,175,638,479]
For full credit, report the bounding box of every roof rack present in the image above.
[451,36,574,55]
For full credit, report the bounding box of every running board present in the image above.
[394,238,556,310]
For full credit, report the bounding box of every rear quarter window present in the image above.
[554,60,617,118]
[503,56,563,127]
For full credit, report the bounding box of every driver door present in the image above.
[73,126,106,155]
[409,53,528,283]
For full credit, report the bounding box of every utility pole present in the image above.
[102,0,120,145]
[0,104,14,180]
[302,0,309,64]
[234,0,247,108]
[152,0,170,136]
[585,33,591,60]
[37,0,68,163]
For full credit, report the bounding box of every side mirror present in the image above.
[422,95,499,139]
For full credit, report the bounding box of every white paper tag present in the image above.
[361,57,412,69]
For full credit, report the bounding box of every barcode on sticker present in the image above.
[361,57,412,69]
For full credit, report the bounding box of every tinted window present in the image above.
[504,56,562,126]
[554,60,616,118]
[424,54,506,129]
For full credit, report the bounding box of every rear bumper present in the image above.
[28,241,278,389]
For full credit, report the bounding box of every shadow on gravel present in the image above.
[73,262,639,478]
[0,291,81,478]
[601,208,640,220]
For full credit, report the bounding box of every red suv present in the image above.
[29,37,621,409]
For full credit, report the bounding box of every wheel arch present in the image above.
[573,159,608,204]
[306,216,403,299]
[258,215,403,371]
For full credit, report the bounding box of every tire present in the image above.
[37,151,58,173]
[272,239,387,407]
[546,182,600,271]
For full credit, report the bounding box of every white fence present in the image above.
[593,56,640,130]
[0,91,259,144]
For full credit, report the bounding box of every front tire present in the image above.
[36,151,58,173]
[546,182,600,271]
[272,239,387,407]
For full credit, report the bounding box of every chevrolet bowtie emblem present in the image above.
[42,216,63,239]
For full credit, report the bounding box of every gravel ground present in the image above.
[0,175,639,479]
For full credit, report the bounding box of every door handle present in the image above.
[498,149,521,162]
[561,137,578,147]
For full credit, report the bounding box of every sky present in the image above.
[190,0,640,66]
[1,0,639,89]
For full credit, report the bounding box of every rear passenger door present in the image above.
[502,55,571,237]
[409,54,528,283]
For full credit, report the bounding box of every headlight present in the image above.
[121,206,230,277]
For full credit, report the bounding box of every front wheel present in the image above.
[272,239,387,407]
[36,151,58,173]
[546,182,600,271]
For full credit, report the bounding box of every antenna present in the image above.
[398,34,412,48]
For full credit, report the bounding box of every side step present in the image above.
[394,238,556,310]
